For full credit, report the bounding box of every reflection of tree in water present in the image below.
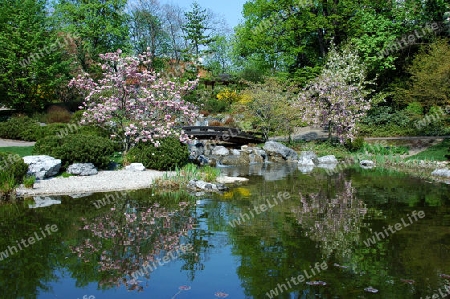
[291,177,367,259]
[70,199,195,291]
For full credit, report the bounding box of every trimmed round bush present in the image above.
[126,137,189,171]
[0,116,42,141]
[33,134,116,169]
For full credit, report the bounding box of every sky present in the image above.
[160,0,248,29]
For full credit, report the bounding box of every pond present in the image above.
[1,164,450,299]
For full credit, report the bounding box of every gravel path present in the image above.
[16,169,170,197]
[0,138,35,147]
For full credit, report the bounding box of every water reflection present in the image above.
[291,174,367,259]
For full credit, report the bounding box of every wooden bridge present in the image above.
[182,126,265,145]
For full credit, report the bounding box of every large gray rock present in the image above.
[221,154,251,165]
[431,168,450,178]
[212,146,230,156]
[23,155,61,179]
[67,163,98,176]
[124,163,146,172]
[188,141,205,160]
[299,151,317,160]
[317,155,338,164]
[263,141,298,161]
[298,157,315,166]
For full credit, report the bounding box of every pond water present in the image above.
[1,164,450,299]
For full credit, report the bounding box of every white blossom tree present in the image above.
[296,44,374,143]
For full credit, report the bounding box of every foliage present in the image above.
[69,49,199,152]
[234,77,297,140]
[395,39,450,110]
[344,137,365,152]
[288,140,350,160]
[358,105,417,137]
[0,152,28,199]
[0,0,73,112]
[0,152,29,183]
[52,0,130,73]
[182,1,214,59]
[407,139,450,161]
[33,134,116,169]
[360,142,409,155]
[154,163,220,190]
[200,165,220,182]
[45,106,72,123]
[216,88,241,105]
[22,175,36,188]
[0,171,17,200]
[296,44,373,143]
[0,116,41,141]
[125,137,189,171]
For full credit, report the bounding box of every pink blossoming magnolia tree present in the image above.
[69,49,199,151]
[296,44,374,143]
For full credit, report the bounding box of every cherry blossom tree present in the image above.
[296,44,374,143]
[69,49,199,151]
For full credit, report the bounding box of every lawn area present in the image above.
[0,146,34,157]
[407,139,450,161]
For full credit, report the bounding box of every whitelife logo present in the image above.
[0,224,58,261]
[265,261,328,298]
[363,211,425,247]
[228,192,291,227]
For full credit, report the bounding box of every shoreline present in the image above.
[15,169,170,197]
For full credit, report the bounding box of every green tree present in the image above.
[396,38,450,111]
[0,0,73,112]
[129,0,170,58]
[52,0,130,72]
[182,1,214,59]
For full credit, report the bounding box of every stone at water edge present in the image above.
[360,160,375,168]
[299,151,317,161]
[316,155,338,164]
[124,163,146,172]
[23,155,61,179]
[263,141,298,161]
[67,163,98,176]
[431,168,450,178]
[212,146,230,156]
[298,156,315,166]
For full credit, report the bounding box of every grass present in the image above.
[406,139,450,161]
[286,140,350,159]
[154,163,221,190]
[0,146,34,157]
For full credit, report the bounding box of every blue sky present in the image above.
[160,0,248,29]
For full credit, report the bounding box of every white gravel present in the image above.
[16,169,170,197]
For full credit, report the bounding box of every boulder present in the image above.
[23,155,61,179]
[231,149,241,156]
[212,146,230,156]
[431,168,450,178]
[317,155,338,164]
[221,154,250,165]
[360,160,375,168]
[67,163,98,176]
[124,163,146,172]
[188,141,205,160]
[299,151,317,160]
[298,157,315,166]
[263,141,298,161]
